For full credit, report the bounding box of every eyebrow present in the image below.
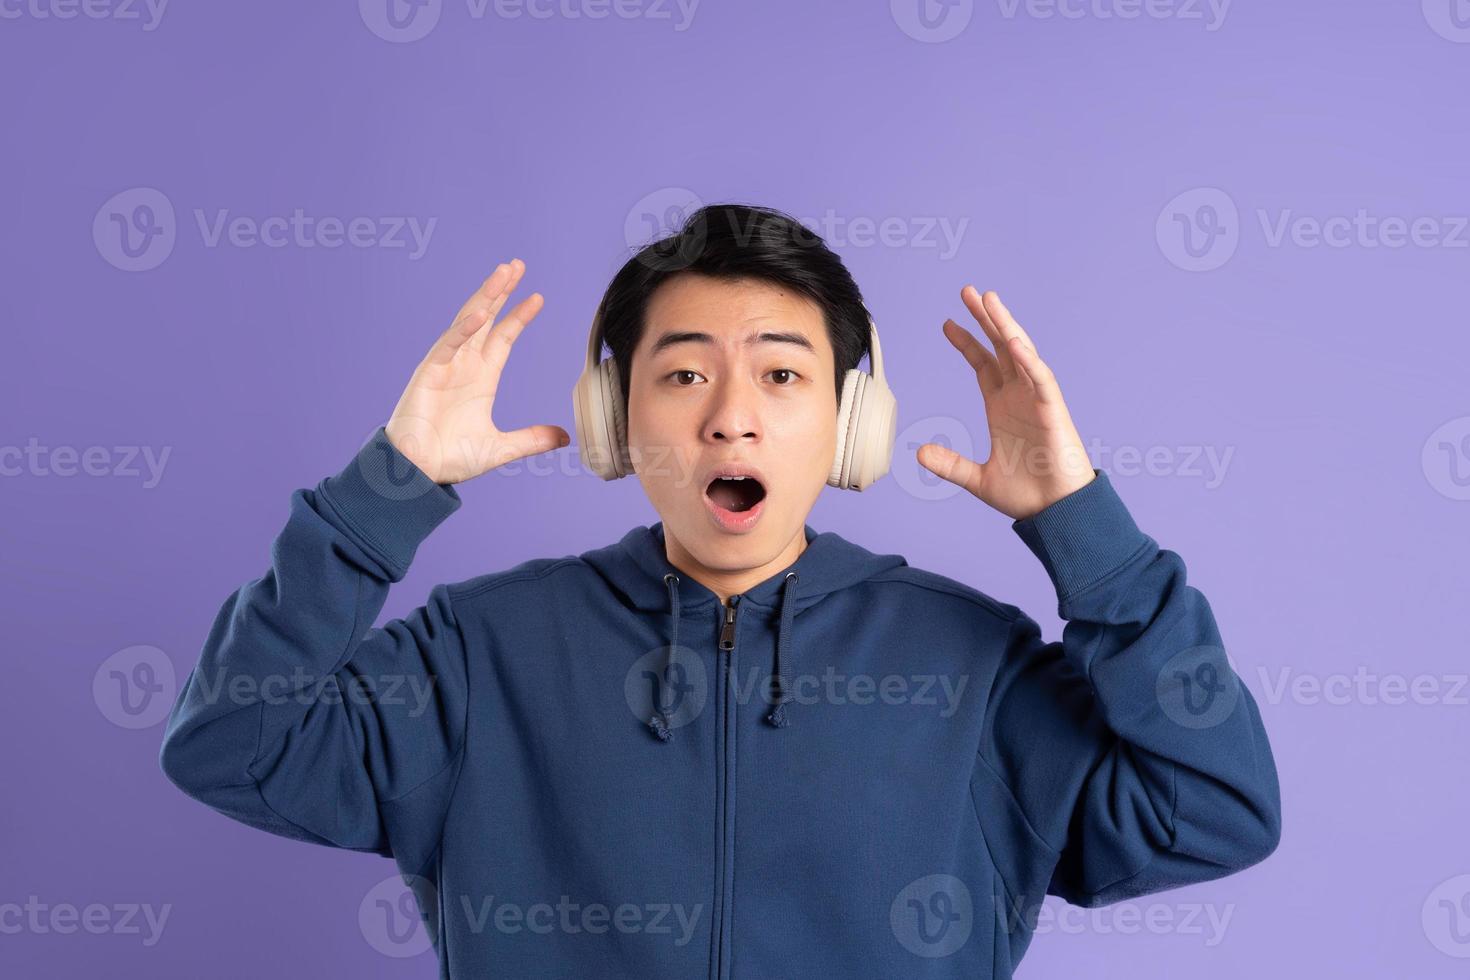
[647,330,816,356]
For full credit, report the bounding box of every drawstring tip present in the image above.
[648,714,673,742]
[766,702,789,728]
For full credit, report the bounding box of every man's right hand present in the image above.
[385,259,570,485]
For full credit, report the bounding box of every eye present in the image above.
[767,368,802,385]
[666,370,705,386]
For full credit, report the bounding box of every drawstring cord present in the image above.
[648,569,801,741]
[766,571,800,728]
[648,572,681,741]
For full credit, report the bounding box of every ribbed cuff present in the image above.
[316,426,462,576]
[1010,469,1149,602]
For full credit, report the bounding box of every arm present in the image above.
[915,286,1280,910]
[160,259,567,874]
[158,429,467,870]
[979,469,1281,908]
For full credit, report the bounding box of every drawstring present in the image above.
[766,571,800,728]
[648,572,681,742]
[648,569,801,741]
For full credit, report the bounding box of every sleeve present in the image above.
[158,427,470,872]
[975,468,1281,910]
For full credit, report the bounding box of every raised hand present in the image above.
[916,286,1095,521]
[385,259,570,485]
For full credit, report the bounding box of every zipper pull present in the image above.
[719,596,739,651]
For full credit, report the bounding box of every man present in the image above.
[159,204,1281,978]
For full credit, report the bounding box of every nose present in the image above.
[702,374,762,445]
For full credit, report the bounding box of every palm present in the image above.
[386,260,569,485]
[918,287,1094,521]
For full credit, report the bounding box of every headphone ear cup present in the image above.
[850,376,897,490]
[600,357,631,478]
[829,367,898,491]
[829,369,862,488]
[572,357,629,481]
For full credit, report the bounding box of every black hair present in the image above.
[594,203,872,410]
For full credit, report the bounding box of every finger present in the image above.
[479,292,545,400]
[1006,336,1061,405]
[942,318,1003,396]
[425,263,515,367]
[468,258,527,353]
[916,442,988,500]
[494,424,572,467]
[983,291,1039,357]
[960,285,1017,382]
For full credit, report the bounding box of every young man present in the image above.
[159,205,1281,978]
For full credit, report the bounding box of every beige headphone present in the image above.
[571,310,898,490]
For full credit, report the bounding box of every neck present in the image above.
[664,526,808,605]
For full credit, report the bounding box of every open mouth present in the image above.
[705,475,767,513]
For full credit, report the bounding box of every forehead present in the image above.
[636,274,830,358]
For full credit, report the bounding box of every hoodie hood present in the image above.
[581,522,908,741]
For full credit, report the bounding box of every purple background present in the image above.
[4,0,1468,975]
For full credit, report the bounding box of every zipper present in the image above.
[719,597,738,650]
[711,594,740,980]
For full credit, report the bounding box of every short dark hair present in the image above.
[594,203,872,410]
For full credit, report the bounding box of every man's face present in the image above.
[626,273,838,574]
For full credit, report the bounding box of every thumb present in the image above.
[495,425,572,466]
[916,443,986,499]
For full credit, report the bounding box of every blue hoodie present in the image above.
[160,427,1281,978]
